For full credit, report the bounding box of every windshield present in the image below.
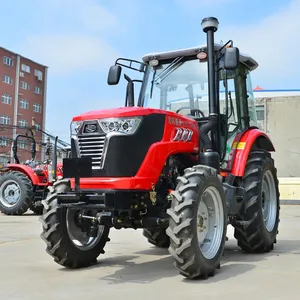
[142,57,210,117]
[141,56,257,129]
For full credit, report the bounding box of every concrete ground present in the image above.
[0,206,299,300]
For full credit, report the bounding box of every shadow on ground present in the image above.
[0,212,37,217]
[58,238,300,285]
[57,240,300,284]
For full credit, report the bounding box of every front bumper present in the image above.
[69,177,157,190]
[57,189,149,211]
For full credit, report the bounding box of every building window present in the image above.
[20,81,29,90]
[18,119,28,128]
[0,115,11,125]
[35,123,41,131]
[17,140,27,149]
[21,64,30,73]
[1,94,12,105]
[20,99,29,109]
[3,56,13,67]
[34,69,43,81]
[33,103,42,113]
[256,105,265,121]
[34,86,42,95]
[0,136,9,147]
[3,75,12,85]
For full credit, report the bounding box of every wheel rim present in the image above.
[197,186,224,260]
[261,170,277,232]
[66,209,104,251]
[0,180,21,207]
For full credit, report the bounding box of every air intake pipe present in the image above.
[200,17,219,151]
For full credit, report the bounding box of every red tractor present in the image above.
[40,17,280,279]
[0,133,69,215]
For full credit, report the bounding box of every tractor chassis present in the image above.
[58,158,247,235]
[57,190,170,233]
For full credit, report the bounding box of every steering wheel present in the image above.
[176,106,206,118]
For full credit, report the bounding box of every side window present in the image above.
[246,70,258,127]
[219,70,239,134]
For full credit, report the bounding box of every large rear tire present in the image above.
[40,179,110,268]
[166,165,227,279]
[233,150,280,252]
[143,228,170,248]
[0,171,33,215]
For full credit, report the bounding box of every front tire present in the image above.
[0,171,33,215]
[233,150,280,253]
[39,179,110,268]
[166,165,227,279]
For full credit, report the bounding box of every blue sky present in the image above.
[0,0,297,140]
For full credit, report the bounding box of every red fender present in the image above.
[3,164,41,185]
[56,162,63,178]
[230,128,275,177]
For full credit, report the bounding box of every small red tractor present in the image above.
[40,17,280,279]
[0,133,70,215]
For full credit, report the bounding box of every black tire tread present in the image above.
[0,171,33,215]
[166,165,226,279]
[233,150,280,253]
[40,179,110,268]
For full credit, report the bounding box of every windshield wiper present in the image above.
[154,56,184,84]
[150,56,184,98]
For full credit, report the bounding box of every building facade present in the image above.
[253,88,300,177]
[0,47,48,165]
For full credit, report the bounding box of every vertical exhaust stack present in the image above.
[201,17,219,116]
[198,17,220,170]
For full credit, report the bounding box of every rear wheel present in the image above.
[233,150,280,252]
[143,228,170,248]
[0,171,33,215]
[166,165,227,279]
[40,179,110,268]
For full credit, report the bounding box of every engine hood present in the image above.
[72,106,178,121]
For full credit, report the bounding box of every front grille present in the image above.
[77,135,106,170]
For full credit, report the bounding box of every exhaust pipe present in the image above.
[200,17,219,152]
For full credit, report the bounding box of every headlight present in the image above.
[70,121,83,136]
[99,117,142,135]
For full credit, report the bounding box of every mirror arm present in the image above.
[124,74,135,107]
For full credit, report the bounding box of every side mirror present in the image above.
[224,47,239,70]
[107,65,122,85]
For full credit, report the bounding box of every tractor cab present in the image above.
[141,43,259,167]
[108,41,259,172]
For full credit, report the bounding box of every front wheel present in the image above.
[166,165,227,279]
[39,179,110,268]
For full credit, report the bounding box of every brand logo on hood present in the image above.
[84,123,97,133]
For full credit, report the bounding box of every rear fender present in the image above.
[230,129,275,177]
[2,164,41,185]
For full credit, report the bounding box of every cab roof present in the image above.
[142,43,258,71]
